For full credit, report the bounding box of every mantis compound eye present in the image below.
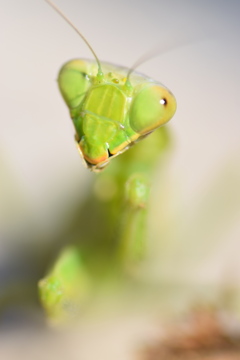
[58,60,91,108]
[129,85,177,135]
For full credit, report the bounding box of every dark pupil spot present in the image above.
[160,98,167,106]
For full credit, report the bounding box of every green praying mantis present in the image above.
[45,0,176,172]
[39,0,177,323]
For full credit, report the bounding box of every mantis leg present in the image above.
[39,127,171,323]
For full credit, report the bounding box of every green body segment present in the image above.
[58,59,176,171]
[38,246,90,323]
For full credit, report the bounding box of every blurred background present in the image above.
[1,0,240,359]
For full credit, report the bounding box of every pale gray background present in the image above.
[0,0,240,358]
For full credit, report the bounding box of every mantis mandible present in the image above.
[45,0,177,172]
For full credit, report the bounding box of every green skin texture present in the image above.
[58,59,177,171]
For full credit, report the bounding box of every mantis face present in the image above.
[58,59,176,172]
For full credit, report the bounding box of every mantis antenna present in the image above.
[125,44,179,83]
[125,34,205,83]
[44,0,103,76]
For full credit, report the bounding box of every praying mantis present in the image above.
[39,0,177,323]
[45,0,176,172]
